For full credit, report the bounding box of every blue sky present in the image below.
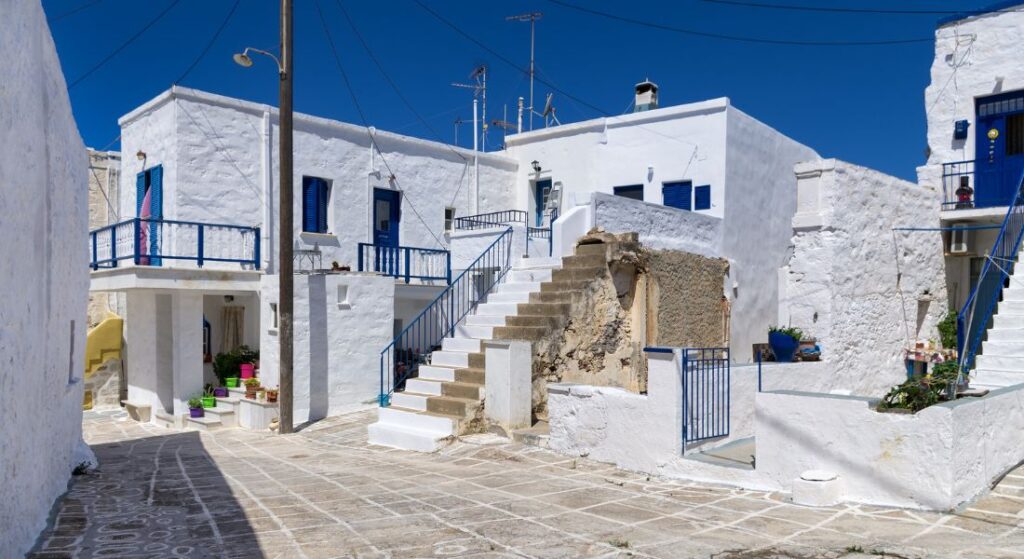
[44,0,1000,181]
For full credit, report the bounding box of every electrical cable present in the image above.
[68,0,182,90]
[48,0,103,22]
[701,0,1021,16]
[174,0,241,85]
[546,0,933,46]
[314,0,445,247]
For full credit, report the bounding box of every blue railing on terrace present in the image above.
[89,218,260,270]
[356,243,450,283]
[958,168,1024,377]
[379,226,514,406]
[453,209,528,231]
[681,347,730,446]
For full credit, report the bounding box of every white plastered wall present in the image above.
[0,2,90,554]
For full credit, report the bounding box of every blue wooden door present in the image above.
[975,92,1024,208]
[534,179,552,226]
[373,188,401,275]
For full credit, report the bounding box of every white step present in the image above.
[390,392,429,411]
[973,369,1024,388]
[1002,287,1024,301]
[974,354,1024,371]
[999,299,1024,314]
[153,411,179,429]
[443,337,481,352]
[431,351,470,368]
[204,406,237,428]
[465,314,505,327]
[418,365,456,382]
[377,406,454,435]
[186,415,223,431]
[486,291,531,304]
[404,378,443,396]
[498,281,543,293]
[454,324,494,340]
[475,302,519,316]
[508,269,553,283]
[515,257,561,269]
[367,421,449,452]
[993,313,1024,329]
[987,327,1024,342]
[981,340,1024,357]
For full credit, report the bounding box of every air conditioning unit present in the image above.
[950,225,970,255]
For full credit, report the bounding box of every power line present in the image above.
[314,0,445,247]
[48,0,103,22]
[174,0,241,84]
[69,0,182,90]
[702,0,1021,16]
[546,0,933,46]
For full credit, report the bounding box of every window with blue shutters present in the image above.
[613,184,644,201]
[694,185,711,210]
[302,176,330,233]
[662,181,692,210]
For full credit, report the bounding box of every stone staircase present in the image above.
[367,243,611,452]
[972,259,1024,389]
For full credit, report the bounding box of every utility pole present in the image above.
[278,0,295,434]
[452,66,486,213]
[506,12,542,131]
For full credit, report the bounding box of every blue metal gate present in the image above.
[681,347,730,445]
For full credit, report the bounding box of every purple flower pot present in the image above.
[189,407,204,418]
[214,387,228,398]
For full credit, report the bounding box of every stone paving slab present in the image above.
[28,409,1024,558]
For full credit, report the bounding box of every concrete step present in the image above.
[443,337,481,353]
[367,421,450,452]
[465,314,506,327]
[1003,286,1024,301]
[377,406,455,436]
[505,315,562,329]
[204,406,237,428]
[552,267,606,283]
[987,327,1024,342]
[441,381,482,400]
[494,325,552,342]
[391,392,429,411]
[404,378,443,396]
[497,281,542,293]
[454,324,494,340]
[453,367,485,385]
[974,354,1024,371]
[185,415,223,431]
[981,340,1024,357]
[993,313,1024,329]
[517,302,570,317]
[153,411,178,429]
[431,351,484,369]
[515,256,561,269]
[530,291,580,304]
[427,395,478,417]
[972,369,1024,388]
[541,279,590,293]
[486,291,532,304]
[575,243,610,256]
[562,253,606,268]
[508,269,553,283]
[475,302,520,317]
[998,299,1024,313]
[418,365,457,382]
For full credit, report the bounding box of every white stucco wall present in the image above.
[779,159,948,396]
[260,273,394,423]
[756,385,1024,510]
[591,193,723,258]
[921,8,1024,184]
[0,2,90,554]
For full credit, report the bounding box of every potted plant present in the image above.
[938,310,958,350]
[213,385,228,398]
[213,345,260,387]
[188,396,205,418]
[266,387,278,403]
[257,387,267,402]
[768,326,803,363]
[202,388,216,409]
[244,378,260,400]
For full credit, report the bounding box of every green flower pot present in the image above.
[201,396,216,409]
[226,377,239,388]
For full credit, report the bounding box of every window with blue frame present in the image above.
[302,176,330,233]
[613,184,644,201]
[662,181,691,210]
[694,185,711,210]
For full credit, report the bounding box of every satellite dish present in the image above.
[542,93,554,117]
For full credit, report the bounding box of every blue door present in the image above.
[135,165,163,266]
[534,179,552,226]
[975,91,1024,208]
[373,188,401,275]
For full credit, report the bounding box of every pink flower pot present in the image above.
[240,363,255,379]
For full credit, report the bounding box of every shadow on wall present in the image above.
[29,430,263,557]
[308,275,329,422]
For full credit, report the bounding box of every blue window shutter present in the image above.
[149,165,163,218]
[694,185,711,210]
[136,172,146,216]
[317,179,329,233]
[302,177,317,232]
[662,182,691,210]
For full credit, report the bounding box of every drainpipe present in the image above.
[473,97,480,214]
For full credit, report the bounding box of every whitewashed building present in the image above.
[1,2,93,555]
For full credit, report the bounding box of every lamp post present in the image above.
[234,0,294,434]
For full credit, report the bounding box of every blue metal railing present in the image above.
[957,168,1024,377]
[454,209,528,231]
[89,218,260,270]
[357,243,450,284]
[378,226,514,405]
[681,347,730,446]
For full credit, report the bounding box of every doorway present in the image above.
[975,91,1024,207]
[534,179,552,226]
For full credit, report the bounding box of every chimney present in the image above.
[634,79,658,112]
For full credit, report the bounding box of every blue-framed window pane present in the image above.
[662,181,692,210]
[302,176,330,233]
[694,185,711,210]
[613,184,644,201]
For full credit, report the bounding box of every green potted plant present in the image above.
[244,377,260,400]
[213,346,260,389]
[201,387,216,409]
[188,396,205,418]
[938,310,958,350]
[768,326,803,362]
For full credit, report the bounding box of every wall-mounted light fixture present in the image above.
[136,150,146,161]
[531,160,541,173]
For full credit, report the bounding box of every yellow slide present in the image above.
[83,313,123,410]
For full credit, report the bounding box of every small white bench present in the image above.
[121,400,152,423]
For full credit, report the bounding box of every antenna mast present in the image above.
[506,12,542,131]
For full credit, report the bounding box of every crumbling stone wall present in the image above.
[531,230,728,419]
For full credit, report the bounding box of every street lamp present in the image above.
[233,0,295,435]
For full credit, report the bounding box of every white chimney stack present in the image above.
[634,79,659,112]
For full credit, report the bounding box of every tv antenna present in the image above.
[542,93,560,128]
[506,12,542,131]
[451,65,487,152]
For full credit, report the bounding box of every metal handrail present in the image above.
[453,209,528,230]
[681,347,730,448]
[88,218,260,270]
[957,168,1024,378]
[357,242,451,283]
[378,226,514,406]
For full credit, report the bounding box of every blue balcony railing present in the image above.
[88,218,260,270]
[942,160,976,210]
[453,209,529,230]
[356,243,451,283]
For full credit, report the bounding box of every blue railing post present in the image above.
[357,243,364,272]
[197,224,205,268]
[404,247,411,284]
[90,232,98,270]
[757,350,762,392]
[253,227,261,269]
[681,349,688,450]
[132,218,141,265]
[446,251,452,285]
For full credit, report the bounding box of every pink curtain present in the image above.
[138,188,151,265]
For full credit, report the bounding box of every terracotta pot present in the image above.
[245,384,258,399]
[266,390,278,403]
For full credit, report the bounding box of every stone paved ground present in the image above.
[30,410,1024,559]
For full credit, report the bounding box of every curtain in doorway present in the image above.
[221,306,244,353]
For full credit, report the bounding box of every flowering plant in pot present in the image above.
[188,396,205,418]
[213,345,260,386]
[768,326,803,363]
[244,378,260,399]
[266,387,278,403]
[201,387,217,409]
[213,385,229,398]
